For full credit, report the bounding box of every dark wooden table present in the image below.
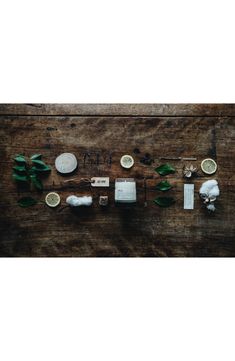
[0,104,234,257]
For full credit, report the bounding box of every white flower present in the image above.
[183,164,197,178]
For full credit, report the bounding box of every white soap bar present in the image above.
[184,184,194,210]
[115,178,136,203]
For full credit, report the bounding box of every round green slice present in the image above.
[45,192,61,207]
[201,158,217,175]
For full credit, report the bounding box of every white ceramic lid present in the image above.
[55,153,78,174]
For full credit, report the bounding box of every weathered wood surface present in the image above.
[0,104,234,257]
[1,103,235,116]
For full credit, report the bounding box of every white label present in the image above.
[91,177,109,187]
[184,184,194,210]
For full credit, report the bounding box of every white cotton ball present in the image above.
[66,195,79,206]
[66,195,93,207]
[80,196,93,206]
[207,203,216,212]
[199,180,220,199]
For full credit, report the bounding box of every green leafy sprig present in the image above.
[12,153,51,192]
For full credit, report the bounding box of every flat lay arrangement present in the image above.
[0,104,234,257]
[11,151,220,212]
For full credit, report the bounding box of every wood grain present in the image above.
[1,103,235,116]
[0,105,234,257]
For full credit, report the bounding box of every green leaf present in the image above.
[31,160,51,172]
[32,159,47,167]
[155,163,175,176]
[30,174,43,190]
[155,180,172,191]
[12,172,28,182]
[32,165,51,173]
[154,197,175,207]
[30,154,42,160]
[14,155,26,163]
[17,197,37,207]
[29,167,36,175]
[13,165,27,173]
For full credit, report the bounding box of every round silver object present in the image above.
[55,153,78,174]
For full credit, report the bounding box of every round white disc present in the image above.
[55,153,77,174]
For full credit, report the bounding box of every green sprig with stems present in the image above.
[12,153,51,206]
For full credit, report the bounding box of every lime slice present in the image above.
[120,155,134,169]
[45,192,61,207]
[201,158,217,175]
